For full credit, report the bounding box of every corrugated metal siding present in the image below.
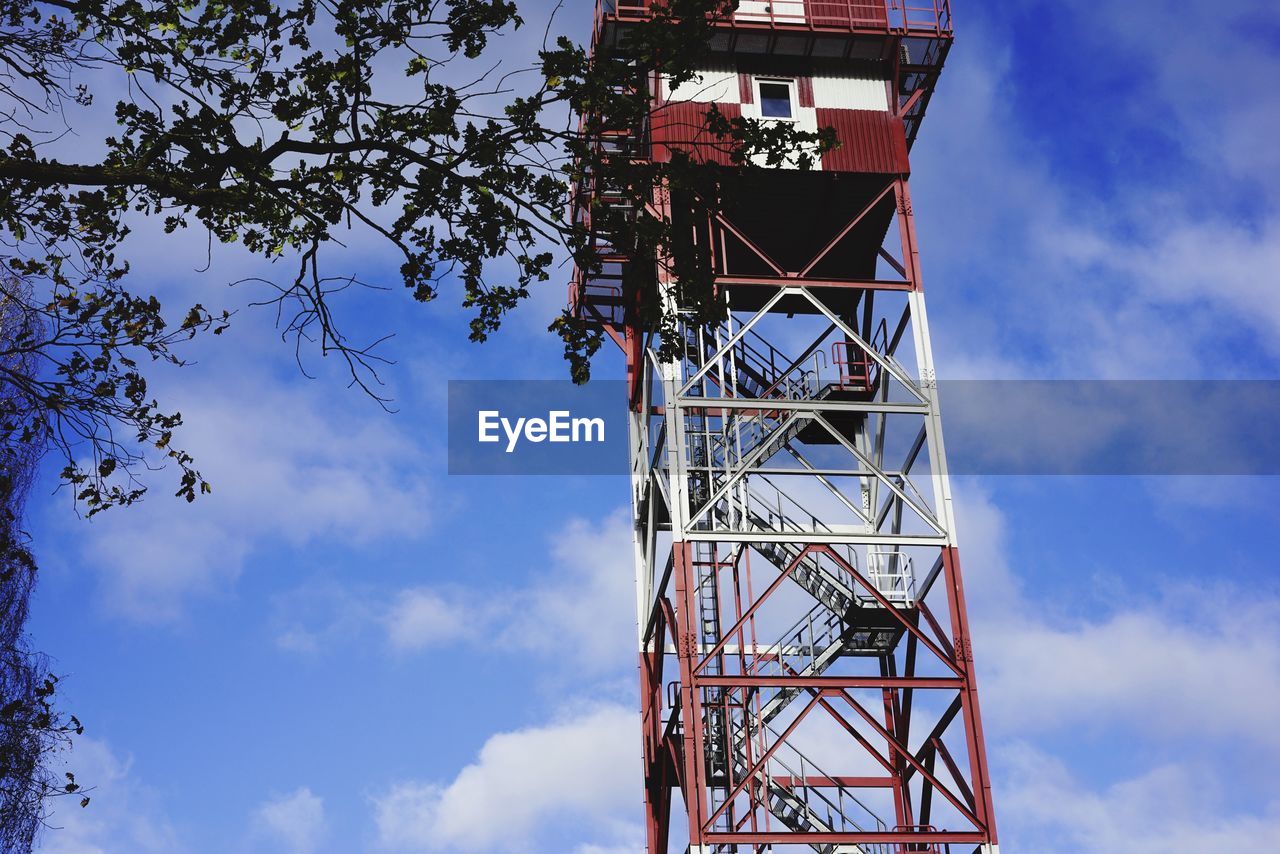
[663,64,739,104]
[738,73,754,104]
[805,1,889,27]
[736,0,806,24]
[811,75,888,111]
[797,76,815,108]
[650,102,743,165]
[816,108,909,174]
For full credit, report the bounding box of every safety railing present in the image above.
[681,320,823,489]
[754,600,846,683]
[866,549,915,605]
[565,82,650,294]
[892,1,951,34]
[892,825,948,853]
[569,261,627,327]
[683,319,798,398]
[741,480,863,588]
[832,317,889,393]
[741,477,926,607]
[598,0,952,36]
[745,717,891,846]
[752,474,846,538]
[807,0,891,28]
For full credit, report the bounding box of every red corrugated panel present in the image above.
[650,101,742,166]
[815,108,908,174]
[805,1,889,27]
[738,73,754,104]
[797,76,814,108]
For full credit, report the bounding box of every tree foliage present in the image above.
[1,0,827,512]
[0,1,832,844]
[1,275,85,850]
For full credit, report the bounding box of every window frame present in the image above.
[753,77,799,122]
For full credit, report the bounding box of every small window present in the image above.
[756,79,795,120]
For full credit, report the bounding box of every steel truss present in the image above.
[573,3,996,851]
[611,175,998,854]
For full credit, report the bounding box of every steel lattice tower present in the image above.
[571,3,998,852]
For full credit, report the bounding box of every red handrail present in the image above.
[597,0,952,35]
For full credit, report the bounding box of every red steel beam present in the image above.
[695,675,964,689]
[716,275,914,291]
[707,831,986,844]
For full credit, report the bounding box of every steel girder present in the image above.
[615,176,999,854]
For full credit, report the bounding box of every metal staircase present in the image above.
[705,707,892,854]
[678,316,928,852]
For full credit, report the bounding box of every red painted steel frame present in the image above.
[575,3,996,852]
[627,189,999,853]
[638,535,999,851]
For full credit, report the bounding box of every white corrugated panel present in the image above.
[664,65,739,104]
[735,0,806,24]
[811,75,889,111]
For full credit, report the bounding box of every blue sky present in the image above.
[24,1,1280,851]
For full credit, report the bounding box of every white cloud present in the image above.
[980,599,1280,747]
[384,587,481,651]
[271,578,382,654]
[946,483,1280,854]
[1074,0,1280,196]
[898,479,1280,854]
[385,508,636,672]
[372,703,640,853]
[913,6,1280,380]
[277,509,636,675]
[65,363,434,621]
[252,787,327,854]
[949,481,1022,611]
[496,509,636,670]
[998,741,1280,853]
[36,738,180,854]
[271,581,483,655]
[573,843,644,854]
[953,483,1280,751]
